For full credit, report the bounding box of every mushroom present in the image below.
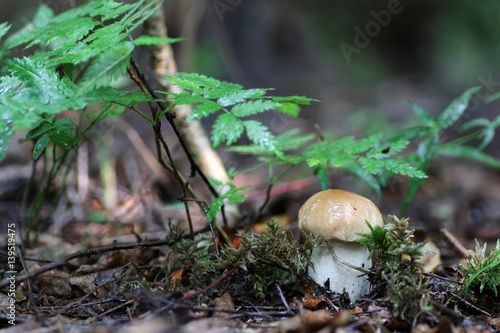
[298,189,384,302]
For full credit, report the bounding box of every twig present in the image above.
[126,65,200,206]
[182,182,195,240]
[449,291,495,317]
[128,59,218,198]
[0,239,176,289]
[182,267,238,300]
[440,228,470,259]
[275,283,292,314]
[161,297,293,319]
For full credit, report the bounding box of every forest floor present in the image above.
[1,154,500,333]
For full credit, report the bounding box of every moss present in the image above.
[358,215,432,323]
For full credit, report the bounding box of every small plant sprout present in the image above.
[461,239,500,297]
[298,189,384,302]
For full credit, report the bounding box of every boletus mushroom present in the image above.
[298,189,384,302]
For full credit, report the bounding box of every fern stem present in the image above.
[252,163,300,225]
[439,128,484,147]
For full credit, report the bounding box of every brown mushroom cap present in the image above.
[298,189,384,242]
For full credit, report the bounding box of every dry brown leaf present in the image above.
[213,292,235,317]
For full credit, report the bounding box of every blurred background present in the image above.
[2,0,500,256]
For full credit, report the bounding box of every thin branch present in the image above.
[182,267,238,299]
[0,239,176,289]
[129,59,219,198]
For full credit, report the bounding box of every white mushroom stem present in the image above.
[308,240,371,302]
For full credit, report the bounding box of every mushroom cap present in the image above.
[298,189,384,242]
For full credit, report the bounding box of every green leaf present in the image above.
[460,118,490,132]
[274,129,314,151]
[329,153,356,167]
[33,133,50,160]
[367,140,409,158]
[345,164,381,196]
[408,100,435,127]
[243,120,276,151]
[358,157,383,174]
[315,165,330,190]
[226,129,313,156]
[437,144,500,169]
[417,131,439,170]
[86,86,153,106]
[8,57,72,104]
[436,87,480,130]
[0,120,14,162]
[166,76,201,91]
[77,42,134,94]
[211,113,244,148]
[26,122,51,138]
[381,160,427,178]
[133,35,184,45]
[345,133,382,154]
[231,100,281,117]
[388,126,432,143]
[170,91,206,105]
[207,183,249,222]
[217,88,268,107]
[272,95,318,105]
[53,118,74,128]
[276,102,300,117]
[486,91,500,104]
[49,127,73,149]
[191,101,222,120]
[0,22,11,42]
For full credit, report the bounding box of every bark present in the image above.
[143,1,240,226]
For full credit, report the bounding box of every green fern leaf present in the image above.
[211,113,244,148]
[0,22,11,42]
[175,72,222,89]
[367,139,409,158]
[226,129,313,155]
[274,129,314,151]
[346,164,382,196]
[133,35,184,45]
[381,160,427,178]
[388,126,432,143]
[345,133,382,154]
[217,88,269,107]
[408,101,435,127]
[77,42,134,95]
[436,87,480,130]
[330,153,356,167]
[231,100,281,117]
[167,76,201,92]
[272,95,318,105]
[58,0,134,21]
[121,0,162,32]
[191,101,222,119]
[276,102,300,117]
[358,157,383,174]
[86,86,153,106]
[243,120,276,151]
[168,91,206,105]
[437,144,500,169]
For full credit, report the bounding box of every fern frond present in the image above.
[76,42,134,95]
[211,113,244,148]
[243,120,276,151]
[231,100,281,117]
